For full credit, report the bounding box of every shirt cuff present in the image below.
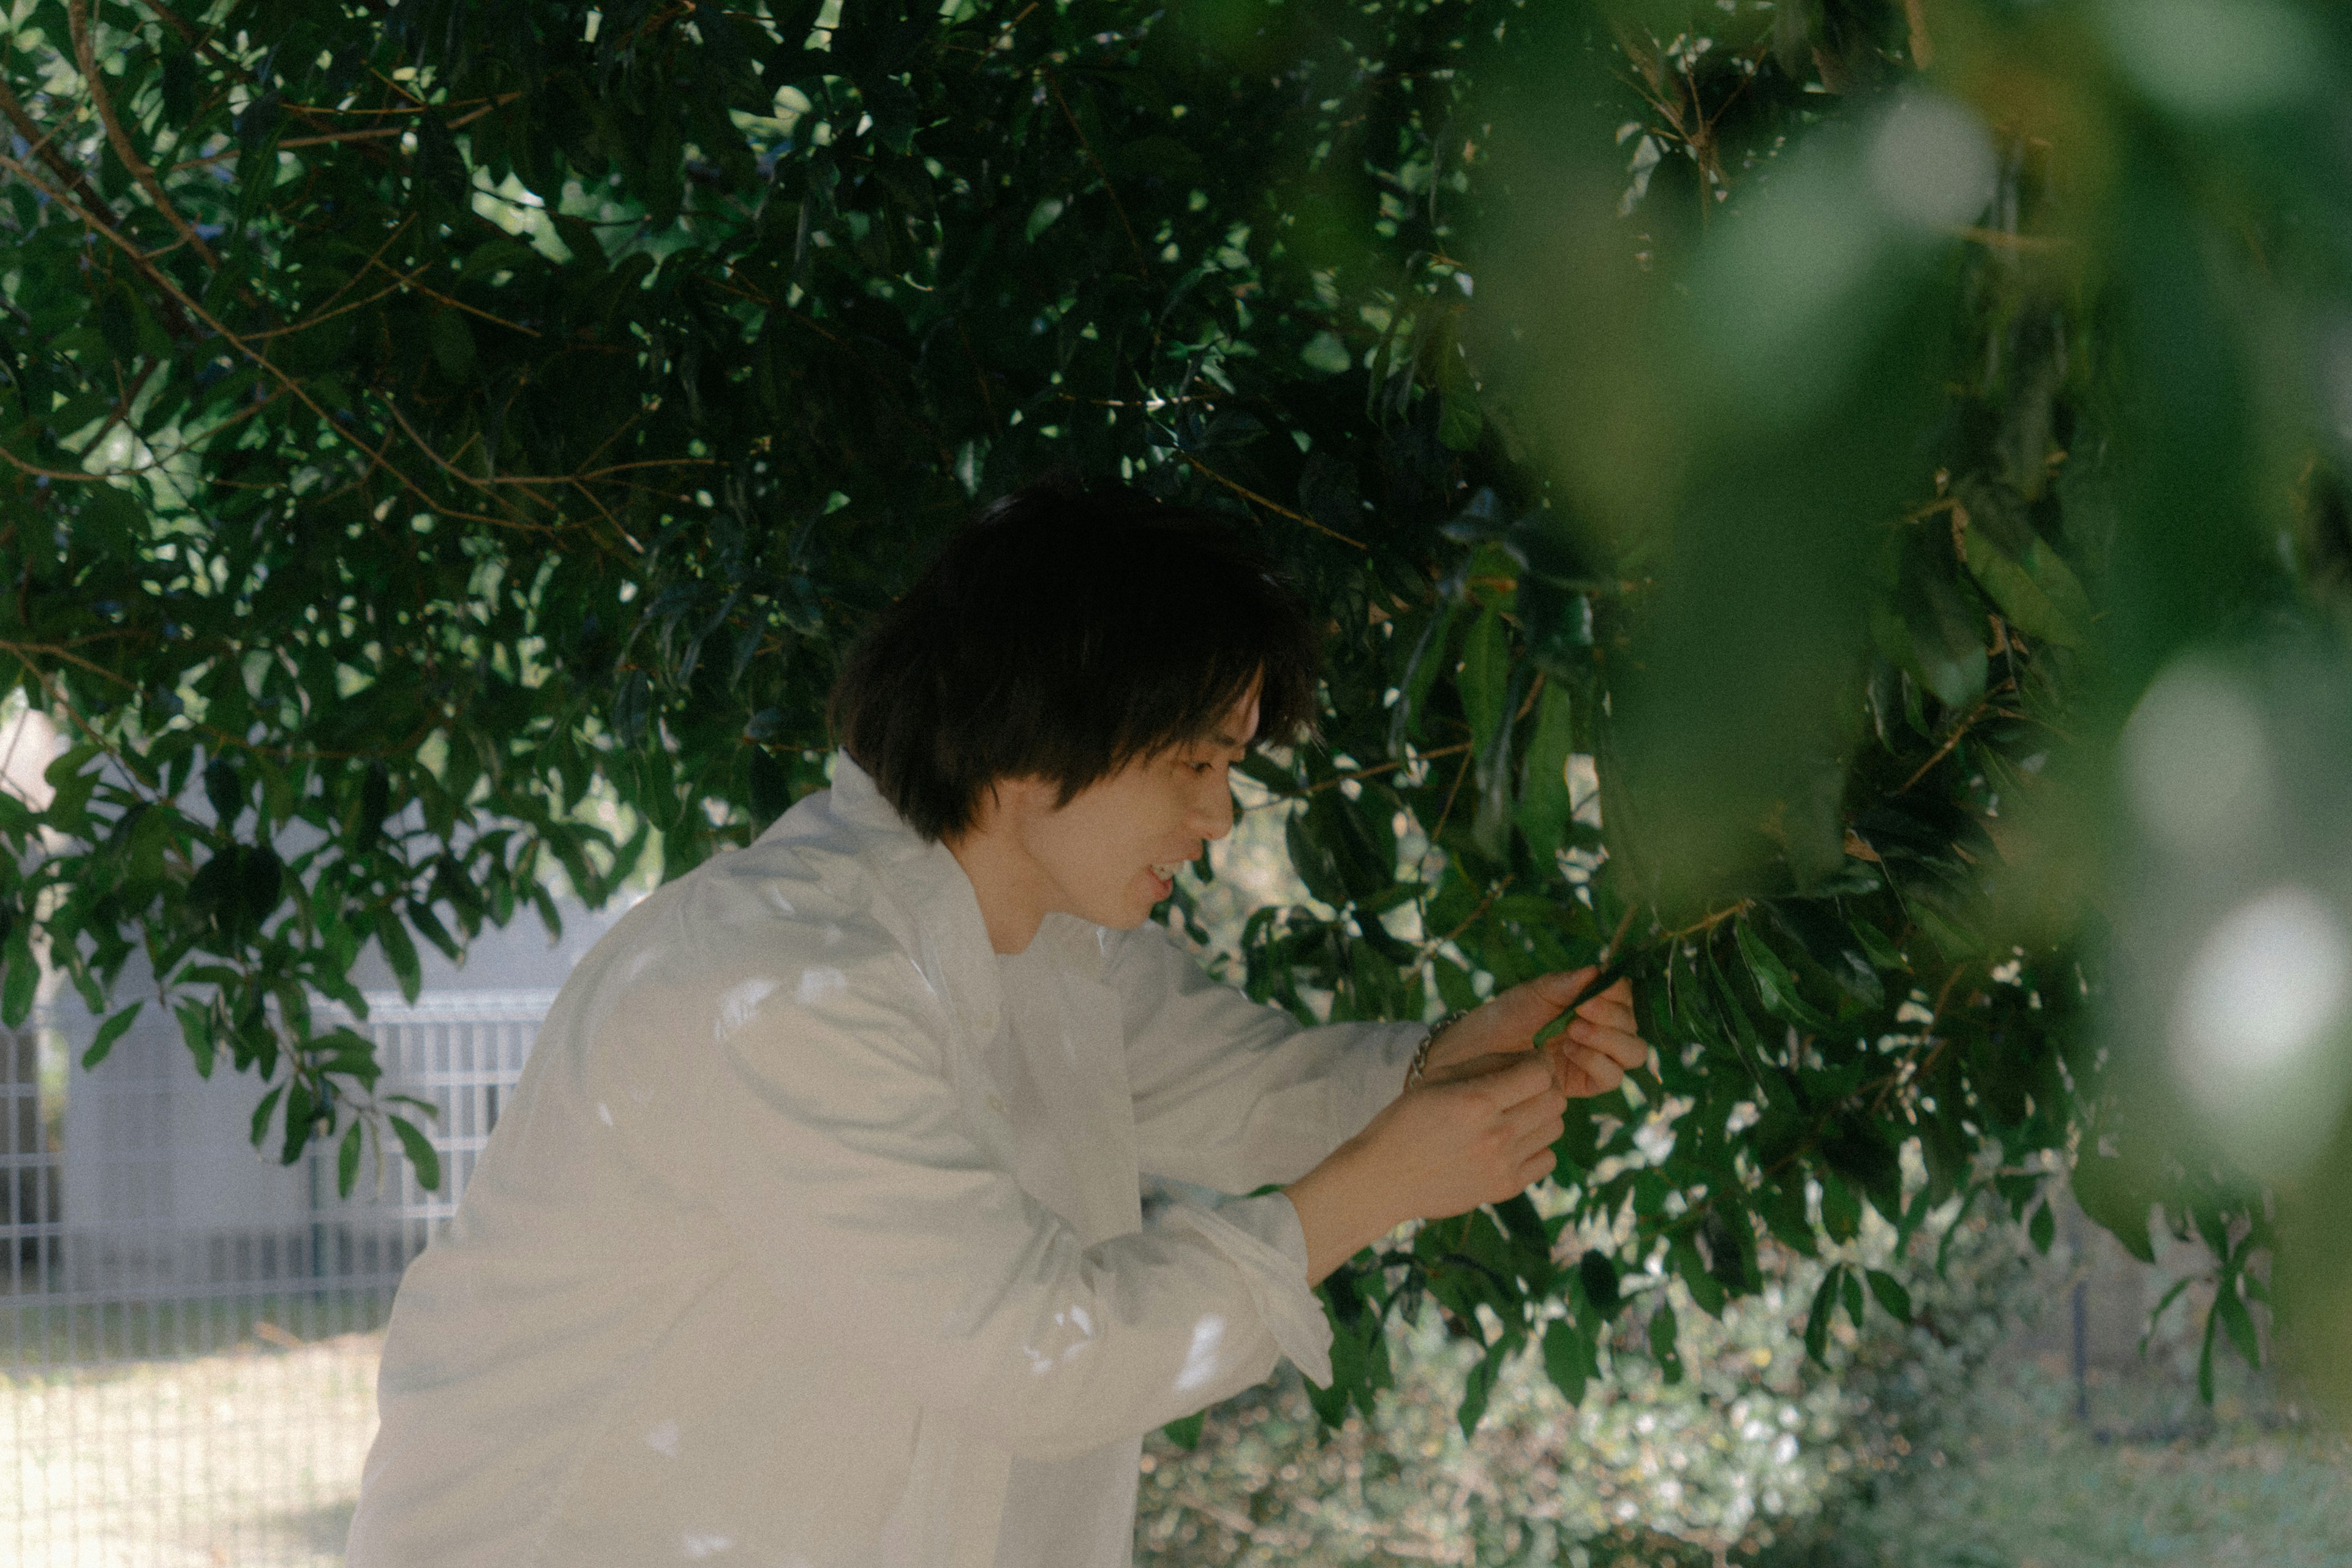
[1161,1193,1333,1387]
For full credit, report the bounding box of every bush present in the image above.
[1138,1199,2035,1566]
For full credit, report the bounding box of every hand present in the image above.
[1287,1054,1566,1282]
[1424,967,1649,1099]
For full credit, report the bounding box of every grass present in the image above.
[0,1260,2343,1567]
[1811,1355,2352,1568]
[1,1324,377,1568]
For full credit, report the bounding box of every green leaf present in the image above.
[1515,682,1576,867]
[1733,920,1834,1033]
[2029,1197,2056,1256]
[1758,1177,1819,1258]
[281,1079,315,1165]
[1437,393,1483,451]
[81,1002,143,1069]
[1458,1338,1512,1434]
[1542,1316,1595,1406]
[1159,1412,1204,1450]
[249,1082,286,1150]
[1865,1268,1913,1325]
[176,1002,217,1079]
[1577,1250,1621,1313]
[2072,1153,2155,1264]
[1,935,36,1030]
[1960,519,2089,647]
[1647,1299,1683,1384]
[429,310,477,379]
[1850,919,1907,973]
[390,1113,443,1192]
[1804,1266,1841,1366]
[2215,1283,2262,1370]
[1840,1265,1867,1332]
[337,1118,364,1199]
[376,914,423,1005]
[2198,1304,2218,1404]
[1672,1236,1727,1317]
[1458,606,1509,764]
[1388,601,1457,756]
[1023,197,1065,242]
[2142,1275,2198,1358]
[1300,330,1352,375]
[1819,1173,1861,1244]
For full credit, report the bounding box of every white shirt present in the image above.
[347,756,1422,1568]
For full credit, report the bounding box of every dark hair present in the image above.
[828,478,1319,842]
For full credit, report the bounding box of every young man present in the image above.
[347,481,1645,1568]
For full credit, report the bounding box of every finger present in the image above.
[1511,1147,1558,1190]
[1510,968,1598,1028]
[1571,982,1637,1031]
[1566,1022,1648,1070]
[1558,1046,1626,1096]
[1421,1050,1536,1087]
[1501,1085,1569,1139]
[1474,1053,1565,1109]
[1509,1098,1567,1150]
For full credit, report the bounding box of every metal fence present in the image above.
[0,991,549,1568]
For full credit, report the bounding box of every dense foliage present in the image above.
[5,0,2350,1421]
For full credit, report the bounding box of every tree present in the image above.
[4,0,2348,1421]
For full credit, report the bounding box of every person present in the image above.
[344,479,1647,1568]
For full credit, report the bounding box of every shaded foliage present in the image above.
[3,0,2346,1422]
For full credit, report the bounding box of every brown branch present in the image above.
[1426,744,1476,846]
[1420,873,1513,958]
[0,445,110,484]
[371,259,543,337]
[1662,900,1751,944]
[988,1,1042,53]
[0,142,567,543]
[1178,452,1368,549]
[0,81,115,227]
[244,262,429,342]
[1896,691,2002,794]
[79,357,164,466]
[1039,64,1150,277]
[1275,742,1472,800]
[70,0,219,265]
[567,478,647,556]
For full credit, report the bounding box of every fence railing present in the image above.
[0,990,549,1568]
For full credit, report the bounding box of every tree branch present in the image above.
[70,0,219,265]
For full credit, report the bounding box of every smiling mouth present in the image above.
[1150,860,1188,884]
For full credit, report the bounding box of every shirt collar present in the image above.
[821,753,1110,1005]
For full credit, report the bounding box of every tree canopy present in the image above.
[6,0,2351,1420]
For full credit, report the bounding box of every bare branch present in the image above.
[70,0,219,265]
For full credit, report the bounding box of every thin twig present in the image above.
[371,258,543,337]
[1179,452,1368,549]
[70,0,219,265]
[1040,64,1150,276]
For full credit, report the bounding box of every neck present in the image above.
[943,826,1047,956]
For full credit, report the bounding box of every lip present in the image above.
[1144,854,1193,900]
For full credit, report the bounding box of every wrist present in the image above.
[1406,1008,1472,1088]
[1286,1138,1400,1285]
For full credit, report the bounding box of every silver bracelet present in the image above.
[1404,1008,1471,1090]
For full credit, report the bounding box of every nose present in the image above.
[1193,775,1235,842]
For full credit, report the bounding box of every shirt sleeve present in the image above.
[1106,924,1428,1194]
[675,944,1335,1461]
